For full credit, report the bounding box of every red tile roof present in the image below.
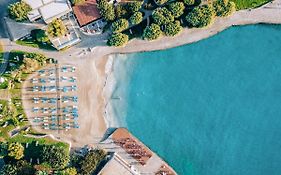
[72,0,101,26]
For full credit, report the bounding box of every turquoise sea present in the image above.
[110,25,281,175]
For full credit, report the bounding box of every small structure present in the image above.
[23,0,72,24]
[72,0,101,27]
[72,0,106,35]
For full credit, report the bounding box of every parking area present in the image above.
[24,64,79,131]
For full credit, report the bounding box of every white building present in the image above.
[23,0,72,24]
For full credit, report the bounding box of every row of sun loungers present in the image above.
[41,121,79,130]
[33,115,78,123]
[61,66,76,73]
[38,66,75,74]
[114,138,152,165]
[32,96,78,104]
[32,85,77,92]
[30,77,77,84]
[32,105,78,113]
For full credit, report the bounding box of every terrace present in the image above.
[99,128,178,174]
[48,14,81,50]
[72,0,107,35]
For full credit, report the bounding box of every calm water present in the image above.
[111,25,281,175]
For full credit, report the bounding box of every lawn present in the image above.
[0,50,51,142]
[231,0,273,10]
[16,38,56,51]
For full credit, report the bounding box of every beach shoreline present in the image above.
[18,0,281,148]
[94,0,281,136]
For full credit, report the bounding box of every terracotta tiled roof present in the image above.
[72,0,101,26]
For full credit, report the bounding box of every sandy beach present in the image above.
[18,0,281,147]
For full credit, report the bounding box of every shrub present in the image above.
[129,12,143,25]
[185,4,215,28]
[183,0,195,5]
[127,1,143,13]
[142,23,162,40]
[8,2,32,22]
[169,2,185,18]
[78,150,107,175]
[152,7,174,25]
[164,21,183,36]
[111,19,129,33]
[7,142,24,160]
[97,0,115,21]
[35,30,49,43]
[213,0,236,17]
[107,33,129,47]
[41,146,70,169]
[47,19,67,37]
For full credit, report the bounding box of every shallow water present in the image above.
[111,25,281,175]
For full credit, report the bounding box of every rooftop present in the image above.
[99,128,178,175]
[72,0,101,26]
[24,0,72,23]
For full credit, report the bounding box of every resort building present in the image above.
[10,0,81,50]
[99,128,177,175]
[6,0,108,49]
[23,0,72,24]
[72,0,106,35]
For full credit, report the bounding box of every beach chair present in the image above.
[32,107,39,113]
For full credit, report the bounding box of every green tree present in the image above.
[111,19,129,33]
[142,23,162,40]
[152,7,174,25]
[8,1,31,22]
[35,30,49,43]
[41,146,70,169]
[47,19,67,38]
[0,164,17,175]
[15,160,35,175]
[185,4,215,28]
[154,0,168,5]
[127,1,143,13]
[115,4,128,19]
[97,0,115,21]
[8,142,24,160]
[169,2,185,18]
[183,0,195,5]
[79,150,107,175]
[213,0,236,17]
[0,143,8,158]
[107,33,129,47]
[164,20,182,36]
[129,12,143,25]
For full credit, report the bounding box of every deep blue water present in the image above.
[112,25,281,175]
